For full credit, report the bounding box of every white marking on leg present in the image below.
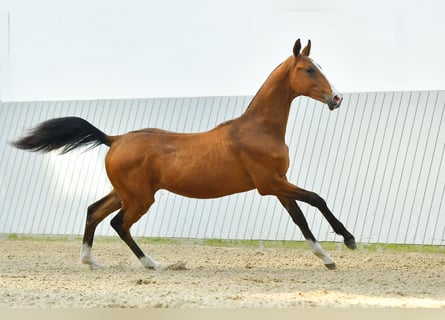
[140,255,161,270]
[307,240,335,266]
[80,243,101,269]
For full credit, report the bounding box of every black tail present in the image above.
[11,117,111,154]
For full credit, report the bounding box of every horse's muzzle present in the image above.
[327,94,343,110]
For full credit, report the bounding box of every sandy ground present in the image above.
[0,238,444,308]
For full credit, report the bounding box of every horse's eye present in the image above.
[306,67,315,75]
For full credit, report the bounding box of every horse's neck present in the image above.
[240,58,294,139]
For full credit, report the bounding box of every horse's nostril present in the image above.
[328,94,343,110]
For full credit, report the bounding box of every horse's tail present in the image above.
[11,117,114,154]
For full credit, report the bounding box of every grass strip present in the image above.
[3,233,444,254]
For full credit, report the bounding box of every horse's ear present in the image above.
[293,39,301,57]
[302,39,311,56]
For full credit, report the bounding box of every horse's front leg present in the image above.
[272,178,356,250]
[278,196,337,269]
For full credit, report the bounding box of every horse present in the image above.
[12,39,356,270]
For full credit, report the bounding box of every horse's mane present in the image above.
[244,62,284,112]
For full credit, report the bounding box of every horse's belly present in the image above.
[160,166,255,199]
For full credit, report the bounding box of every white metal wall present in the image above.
[0,92,444,245]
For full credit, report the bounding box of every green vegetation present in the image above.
[4,233,444,254]
[200,238,445,254]
[5,233,78,242]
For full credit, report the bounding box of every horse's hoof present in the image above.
[89,263,102,270]
[344,237,357,250]
[144,262,162,270]
[145,265,160,270]
[80,257,102,270]
[140,256,162,270]
[324,263,337,270]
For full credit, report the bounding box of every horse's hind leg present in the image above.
[278,196,337,270]
[110,196,160,269]
[81,190,121,269]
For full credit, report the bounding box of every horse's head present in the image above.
[289,39,342,110]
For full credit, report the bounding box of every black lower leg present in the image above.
[83,192,120,247]
[110,210,146,259]
[278,196,337,269]
[278,196,316,242]
[83,200,104,247]
[299,191,356,249]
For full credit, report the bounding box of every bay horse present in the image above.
[12,39,356,270]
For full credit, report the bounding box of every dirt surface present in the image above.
[0,239,444,308]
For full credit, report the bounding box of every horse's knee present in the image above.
[305,192,327,209]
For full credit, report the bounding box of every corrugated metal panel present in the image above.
[0,92,444,245]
